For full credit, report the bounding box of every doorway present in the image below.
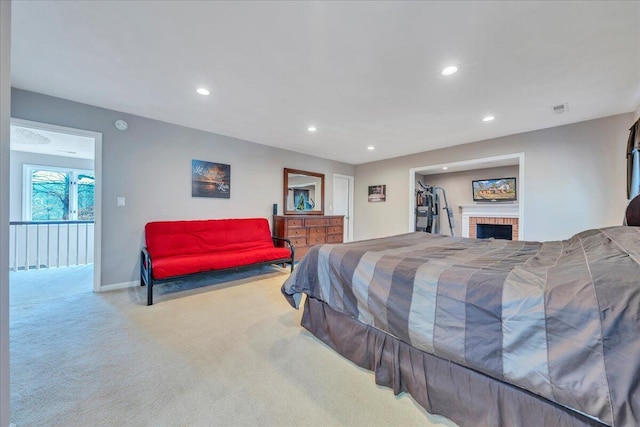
[333,174,354,242]
[409,153,525,240]
[9,118,102,291]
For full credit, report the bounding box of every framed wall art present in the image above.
[368,184,386,202]
[192,159,230,198]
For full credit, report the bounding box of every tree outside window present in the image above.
[77,174,95,220]
[27,166,94,221]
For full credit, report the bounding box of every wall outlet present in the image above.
[117,196,125,207]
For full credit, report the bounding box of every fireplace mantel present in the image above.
[459,204,519,217]
[460,204,520,239]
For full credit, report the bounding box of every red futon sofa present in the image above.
[140,218,294,305]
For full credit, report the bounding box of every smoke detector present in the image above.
[551,103,569,114]
[114,119,128,131]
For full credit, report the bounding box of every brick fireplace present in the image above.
[460,204,520,241]
[469,216,519,240]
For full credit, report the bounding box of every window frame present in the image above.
[23,164,95,221]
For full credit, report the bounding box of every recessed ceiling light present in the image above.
[196,88,210,96]
[483,116,495,122]
[367,146,375,151]
[443,166,448,170]
[307,126,317,132]
[441,66,458,76]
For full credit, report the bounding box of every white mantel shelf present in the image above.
[459,204,519,217]
[460,204,520,239]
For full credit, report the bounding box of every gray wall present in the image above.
[418,165,519,237]
[10,151,94,220]
[355,113,632,242]
[11,89,354,287]
[1,1,10,424]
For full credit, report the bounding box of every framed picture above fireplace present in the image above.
[472,177,517,202]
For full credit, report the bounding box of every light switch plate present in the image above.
[117,196,125,207]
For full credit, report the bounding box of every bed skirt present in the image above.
[301,296,604,427]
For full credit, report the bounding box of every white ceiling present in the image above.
[10,1,640,165]
[10,123,95,159]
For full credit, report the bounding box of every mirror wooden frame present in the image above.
[283,168,325,215]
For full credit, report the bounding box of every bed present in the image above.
[281,225,640,427]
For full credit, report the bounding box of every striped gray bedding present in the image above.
[281,226,640,426]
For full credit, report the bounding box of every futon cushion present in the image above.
[151,247,292,279]
[144,218,291,280]
[145,218,274,259]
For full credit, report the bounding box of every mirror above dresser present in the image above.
[283,168,324,215]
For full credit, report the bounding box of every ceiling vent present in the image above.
[551,103,569,114]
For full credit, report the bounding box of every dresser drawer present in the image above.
[286,227,307,237]
[286,218,304,228]
[308,226,326,236]
[327,226,342,235]
[326,234,343,243]
[329,217,343,226]
[288,236,307,247]
[308,234,326,245]
[305,218,331,227]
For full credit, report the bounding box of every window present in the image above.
[24,165,95,221]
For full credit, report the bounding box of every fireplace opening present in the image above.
[477,224,512,240]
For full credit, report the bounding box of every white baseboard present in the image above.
[96,280,139,292]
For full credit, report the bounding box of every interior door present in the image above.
[333,174,353,242]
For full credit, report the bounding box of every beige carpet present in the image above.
[10,265,457,426]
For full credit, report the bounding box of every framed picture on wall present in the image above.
[192,159,231,198]
[368,184,386,202]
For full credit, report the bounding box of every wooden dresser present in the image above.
[273,215,344,262]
